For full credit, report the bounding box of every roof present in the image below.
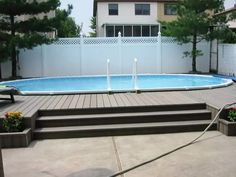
[93,0,177,16]
[214,5,236,17]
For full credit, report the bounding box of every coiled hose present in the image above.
[109,102,236,177]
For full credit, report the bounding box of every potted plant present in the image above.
[0,112,31,148]
[218,107,236,136]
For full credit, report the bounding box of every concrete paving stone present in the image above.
[2,131,236,177]
[2,137,119,177]
[114,131,236,177]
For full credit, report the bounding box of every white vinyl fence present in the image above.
[218,44,236,76]
[2,35,211,78]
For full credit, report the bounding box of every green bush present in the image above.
[228,108,236,122]
[3,112,23,132]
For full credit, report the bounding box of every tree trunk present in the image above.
[11,47,17,78]
[0,64,2,80]
[192,33,197,73]
[10,15,17,78]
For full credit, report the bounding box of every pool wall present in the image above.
[1,74,233,95]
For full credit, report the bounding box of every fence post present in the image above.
[80,34,84,75]
[157,31,162,73]
[41,44,46,77]
[234,45,236,76]
[118,32,122,74]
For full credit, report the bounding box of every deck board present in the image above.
[68,95,80,109]
[113,94,125,107]
[90,94,97,108]
[76,95,85,108]
[139,93,156,105]
[96,94,104,108]
[83,95,91,108]
[108,94,118,107]
[102,94,111,107]
[25,96,51,117]
[1,84,236,118]
[47,96,63,110]
[10,96,38,112]
[55,95,68,109]
[40,96,55,110]
[130,93,146,106]
[118,94,131,106]
[21,96,46,116]
[61,95,74,109]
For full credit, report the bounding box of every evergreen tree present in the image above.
[163,0,226,72]
[55,5,81,38]
[0,0,60,78]
[0,42,10,79]
[89,16,96,37]
[0,16,10,79]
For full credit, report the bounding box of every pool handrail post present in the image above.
[134,58,138,90]
[107,59,111,91]
[157,31,162,74]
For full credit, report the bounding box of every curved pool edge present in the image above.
[1,74,234,95]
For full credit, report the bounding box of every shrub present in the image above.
[227,107,236,122]
[3,112,23,132]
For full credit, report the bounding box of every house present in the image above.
[93,0,178,37]
[214,4,236,30]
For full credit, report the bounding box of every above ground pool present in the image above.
[0,74,233,95]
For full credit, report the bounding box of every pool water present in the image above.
[0,74,233,94]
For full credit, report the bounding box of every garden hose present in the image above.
[108,102,236,177]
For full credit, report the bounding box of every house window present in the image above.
[106,26,114,37]
[105,25,159,37]
[124,26,132,37]
[151,26,158,36]
[135,4,150,15]
[142,26,150,36]
[164,4,177,15]
[109,4,118,15]
[133,26,141,36]
[115,26,123,36]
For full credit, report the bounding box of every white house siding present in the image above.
[97,2,158,37]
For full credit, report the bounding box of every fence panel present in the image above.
[218,44,236,76]
[15,35,212,78]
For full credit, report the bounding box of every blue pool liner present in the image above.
[213,74,236,82]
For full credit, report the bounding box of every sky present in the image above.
[60,0,236,35]
[60,0,94,35]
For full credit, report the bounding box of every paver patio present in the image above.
[2,131,236,177]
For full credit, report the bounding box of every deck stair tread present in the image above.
[37,109,211,120]
[34,120,216,132]
[38,102,207,116]
[33,102,215,139]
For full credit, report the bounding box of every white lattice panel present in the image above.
[162,37,176,43]
[84,38,118,45]
[122,37,158,44]
[54,38,81,45]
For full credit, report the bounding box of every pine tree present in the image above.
[0,0,60,78]
[89,16,96,37]
[55,5,81,38]
[164,0,226,72]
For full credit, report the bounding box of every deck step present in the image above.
[38,103,207,116]
[36,109,212,128]
[34,120,217,139]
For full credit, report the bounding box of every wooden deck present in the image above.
[0,84,236,118]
